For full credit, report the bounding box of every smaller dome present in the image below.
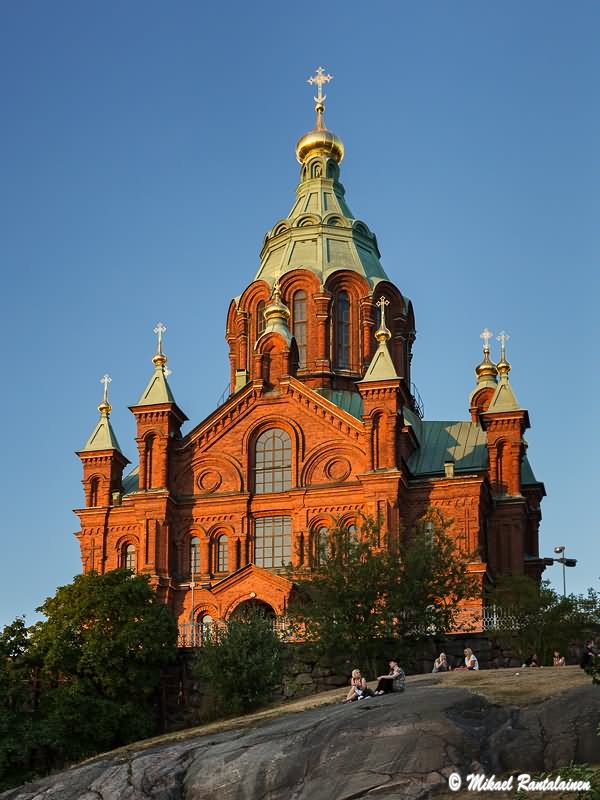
[296,127,344,164]
[475,352,498,384]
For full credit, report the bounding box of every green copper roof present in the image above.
[360,341,400,382]
[137,365,176,405]
[407,420,489,476]
[486,375,521,413]
[521,455,539,485]
[81,413,123,453]
[255,157,389,288]
[315,387,363,419]
[122,466,139,495]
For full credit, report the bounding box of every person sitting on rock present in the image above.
[432,652,449,673]
[344,669,374,702]
[374,659,406,694]
[553,650,566,666]
[463,648,479,670]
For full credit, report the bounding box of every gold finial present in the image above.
[296,66,344,164]
[475,328,498,384]
[264,280,291,323]
[496,330,511,378]
[152,322,168,368]
[307,66,333,128]
[98,374,112,415]
[374,296,391,343]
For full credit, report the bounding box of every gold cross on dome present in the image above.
[496,330,510,357]
[480,328,493,351]
[154,321,166,354]
[376,295,390,326]
[307,66,333,104]
[100,373,111,403]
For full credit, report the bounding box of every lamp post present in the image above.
[552,545,577,597]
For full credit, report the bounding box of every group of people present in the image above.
[432,648,479,672]
[344,659,405,703]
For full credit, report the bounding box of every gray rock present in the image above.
[3,685,599,800]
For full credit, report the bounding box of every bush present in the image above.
[194,610,285,718]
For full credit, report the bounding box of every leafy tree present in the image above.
[0,570,178,790]
[194,609,285,718]
[487,577,600,665]
[288,512,477,674]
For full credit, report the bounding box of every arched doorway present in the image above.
[228,599,276,622]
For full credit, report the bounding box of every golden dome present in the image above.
[296,125,345,164]
[475,352,498,383]
[264,282,290,323]
[98,399,112,416]
[152,352,168,368]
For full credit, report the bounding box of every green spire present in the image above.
[486,332,521,412]
[360,297,400,382]
[254,68,388,288]
[81,374,124,453]
[137,322,176,406]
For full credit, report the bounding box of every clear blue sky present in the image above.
[1,1,598,628]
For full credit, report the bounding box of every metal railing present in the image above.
[411,382,424,419]
[178,617,291,648]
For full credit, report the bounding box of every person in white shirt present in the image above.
[464,647,479,670]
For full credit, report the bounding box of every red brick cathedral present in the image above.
[75,71,545,636]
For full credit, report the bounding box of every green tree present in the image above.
[0,570,178,790]
[194,609,285,718]
[487,577,600,665]
[288,512,477,675]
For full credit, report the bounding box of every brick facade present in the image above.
[74,106,546,633]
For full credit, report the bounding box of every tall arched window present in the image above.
[89,477,100,507]
[293,290,307,368]
[335,291,351,369]
[254,428,292,493]
[256,300,266,340]
[122,543,136,572]
[314,526,329,565]
[190,536,200,575]
[198,612,214,644]
[496,442,505,494]
[216,535,228,572]
[145,435,156,489]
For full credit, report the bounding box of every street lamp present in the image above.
[552,545,577,597]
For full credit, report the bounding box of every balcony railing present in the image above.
[178,617,291,648]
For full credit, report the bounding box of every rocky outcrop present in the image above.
[3,682,599,800]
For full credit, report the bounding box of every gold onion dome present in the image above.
[296,66,344,164]
[264,282,290,324]
[475,351,498,383]
[98,399,112,416]
[296,124,345,164]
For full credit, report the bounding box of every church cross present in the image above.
[480,328,493,351]
[154,322,166,354]
[100,373,112,404]
[376,295,390,328]
[307,66,333,104]
[496,330,510,357]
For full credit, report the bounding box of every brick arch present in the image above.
[186,453,244,495]
[222,593,280,620]
[325,270,371,374]
[300,440,362,487]
[244,417,305,490]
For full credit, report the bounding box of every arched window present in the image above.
[293,290,307,368]
[216,535,228,572]
[496,442,505,494]
[335,291,351,369]
[348,524,359,544]
[314,526,329,565]
[89,477,100,507]
[198,612,214,644]
[254,428,292,493]
[190,536,200,575]
[122,543,136,572]
[256,300,266,340]
[145,435,156,489]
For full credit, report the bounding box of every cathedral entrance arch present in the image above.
[227,598,275,621]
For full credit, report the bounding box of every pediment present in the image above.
[211,563,292,596]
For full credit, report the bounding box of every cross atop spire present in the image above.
[307,66,333,106]
[154,322,166,355]
[496,330,510,360]
[374,295,391,344]
[480,328,493,352]
[100,373,112,404]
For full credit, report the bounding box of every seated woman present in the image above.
[553,650,566,666]
[464,648,479,670]
[344,669,373,702]
[432,652,449,673]
[374,659,405,694]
